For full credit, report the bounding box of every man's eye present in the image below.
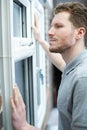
[55,25,63,28]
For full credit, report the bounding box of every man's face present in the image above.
[48,12,77,54]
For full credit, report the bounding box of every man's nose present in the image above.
[48,27,55,36]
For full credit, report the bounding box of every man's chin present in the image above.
[49,47,63,54]
[49,48,59,53]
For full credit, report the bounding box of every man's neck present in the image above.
[62,44,86,65]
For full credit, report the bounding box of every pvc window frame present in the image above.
[32,0,46,128]
[13,0,34,62]
[0,0,14,129]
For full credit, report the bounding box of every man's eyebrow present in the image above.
[51,22,64,26]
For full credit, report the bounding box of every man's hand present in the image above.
[10,85,27,130]
[32,12,43,42]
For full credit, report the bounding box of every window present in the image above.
[33,0,46,128]
[13,0,32,47]
[0,0,46,129]
[13,2,27,37]
[15,57,34,123]
[13,0,35,125]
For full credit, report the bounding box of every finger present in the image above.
[13,86,25,107]
[34,12,39,28]
[32,25,35,30]
[32,25,38,33]
[13,86,19,107]
[10,97,16,112]
[15,86,24,103]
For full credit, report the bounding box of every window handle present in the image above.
[39,69,44,85]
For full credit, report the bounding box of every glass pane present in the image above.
[13,2,22,37]
[15,60,25,99]
[15,58,31,123]
[39,0,45,5]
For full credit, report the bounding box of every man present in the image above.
[10,2,87,130]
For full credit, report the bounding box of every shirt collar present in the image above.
[63,50,87,75]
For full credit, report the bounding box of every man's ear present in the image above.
[76,27,86,40]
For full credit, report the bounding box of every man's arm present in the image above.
[32,23,66,72]
[35,37,65,72]
[10,85,40,130]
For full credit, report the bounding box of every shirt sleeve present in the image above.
[71,77,87,130]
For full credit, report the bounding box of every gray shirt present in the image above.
[58,50,87,130]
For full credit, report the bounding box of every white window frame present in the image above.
[13,0,37,126]
[32,0,46,128]
[0,0,37,129]
[0,0,46,129]
[13,0,34,61]
[0,0,14,129]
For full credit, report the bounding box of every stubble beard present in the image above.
[49,46,65,54]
